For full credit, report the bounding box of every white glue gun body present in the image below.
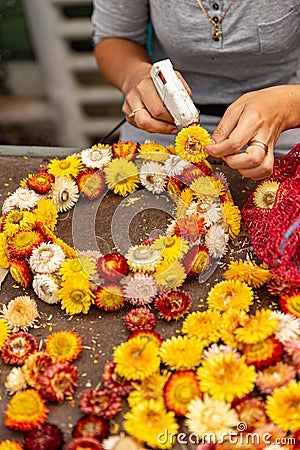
[150,59,199,128]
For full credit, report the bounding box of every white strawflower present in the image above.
[186,394,238,442]
[271,311,300,343]
[29,242,65,273]
[1,295,39,331]
[139,161,166,194]
[51,176,79,211]
[123,272,158,305]
[5,367,27,395]
[164,155,189,177]
[203,344,240,360]
[165,219,177,236]
[32,273,59,304]
[205,224,229,258]
[81,146,112,168]
[8,187,41,211]
[187,200,222,226]
[2,196,16,214]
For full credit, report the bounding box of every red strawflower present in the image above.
[112,141,138,160]
[154,288,192,321]
[279,293,300,318]
[166,177,184,201]
[243,335,284,369]
[174,214,206,243]
[97,252,129,282]
[1,331,38,365]
[39,361,78,402]
[34,222,55,243]
[79,388,122,419]
[72,416,109,441]
[180,164,204,185]
[9,258,33,288]
[76,169,106,200]
[8,229,44,259]
[23,351,55,390]
[182,245,210,277]
[65,437,103,450]
[289,429,300,449]
[94,284,125,311]
[27,171,55,194]
[128,330,163,346]
[24,423,64,450]
[163,370,202,416]
[124,307,156,332]
[101,359,133,396]
[194,159,212,176]
[267,278,297,297]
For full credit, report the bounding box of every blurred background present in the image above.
[0,0,123,150]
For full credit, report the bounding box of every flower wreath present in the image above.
[0,125,241,317]
[1,128,300,450]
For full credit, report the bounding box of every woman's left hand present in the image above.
[204,85,300,180]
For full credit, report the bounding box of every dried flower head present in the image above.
[123,272,158,306]
[1,331,38,365]
[5,389,49,431]
[72,415,109,441]
[154,288,192,321]
[79,388,122,419]
[101,359,133,396]
[23,423,64,450]
[253,180,280,209]
[1,296,39,331]
[39,361,78,402]
[175,125,212,162]
[51,176,79,212]
[124,307,156,332]
[81,144,112,168]
[5,367,27,395]
[29,242,65,274]
[45,330,82,362]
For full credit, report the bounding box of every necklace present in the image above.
[196,0,234,41]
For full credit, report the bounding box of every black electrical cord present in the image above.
[99,117,126,144]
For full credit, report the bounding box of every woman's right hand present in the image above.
[122,68,191,135]
[95,38,191,135]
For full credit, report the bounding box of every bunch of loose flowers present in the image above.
[97,269,300,450]
[0,125,241,317]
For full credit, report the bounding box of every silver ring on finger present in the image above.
[247,139,269,155]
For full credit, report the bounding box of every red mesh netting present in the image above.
[242,143,300,289]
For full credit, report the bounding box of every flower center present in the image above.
[185,137,203,155]
[90,150,102,161]
[59,189,70,203]
[71,290,84,302]
[59,161,71,170]
[40,249,55,263]
[263,191,276,206]
[9,211,24,224]
[133,247,156,261]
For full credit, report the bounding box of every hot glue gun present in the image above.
[150,59,200,128]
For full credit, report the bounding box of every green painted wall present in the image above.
[0,0,34,60]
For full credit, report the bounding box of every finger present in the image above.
[237,154,274,180]
[206,109,262,158]
[123,100,178,134]
[175,71,192,96]
[223,144,268,170]
[138,78,175,124]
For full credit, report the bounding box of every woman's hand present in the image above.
[122,70,192,135]
[205,85,300,180]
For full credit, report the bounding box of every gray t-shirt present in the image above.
[92,0,300,152]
